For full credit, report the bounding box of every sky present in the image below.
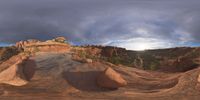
[0,0,200,50]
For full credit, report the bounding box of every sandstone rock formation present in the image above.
[0,46,20,63]
[53,37,67,43]
[134,55,144,69]
[15,39,41,49]
[15,37,70,53]
[85,59,93,63]
[0,56,36,86]
[100,46,126,57]
[101,47,116,57]
[198,74,200,83]
[72,54,93,63]
[25,44,70,53]
[97,67,127,89]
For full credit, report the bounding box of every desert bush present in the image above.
[108,56,122,65]
[149,62,159,70]
[187,50,200,58]
[78,51,87,58]
[0,46,21,62]
[23,51,32,56]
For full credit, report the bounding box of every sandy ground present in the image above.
[0,52,200,100]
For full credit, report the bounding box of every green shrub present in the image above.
[0,46,20,62]
[148,61,160,70]
[79,51,87,58]
[108,56,122,65]
[149,62,157,70]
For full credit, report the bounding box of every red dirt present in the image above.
[0,52,200,100]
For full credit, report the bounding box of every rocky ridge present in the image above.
[0,37,200,100]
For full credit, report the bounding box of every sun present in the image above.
[122,42,151,51]
[115,38,158,51]
[134,43,150,51]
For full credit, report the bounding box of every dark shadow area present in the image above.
[23,58,36,81]
[0,46,21,64]
[0,58,37,95]
[160,64,199,73]
[62,71,113,92]
[179,64,199,72]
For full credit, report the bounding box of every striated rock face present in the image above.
[133,55,144,69]
[15,37,70,53]
[198,74,200,83]
[101,47,115,57]
[25,44,70,53]
[85,59,93,63]
[174,57,198,72]
[160,56,199,72]
[0,56,36,86]
[72,54,93,63]
[97,67,127,89]
[100,46,127,57]
[15,39,41,49]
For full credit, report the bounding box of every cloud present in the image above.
[103,37,185,50]
[0,0,199,50]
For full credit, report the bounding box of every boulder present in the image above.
[0,56,36,86]
[85,59,93,63]
[97,67,127,89]
[53,37,66,43]
[72,54,93,63]
[198,74,200,83]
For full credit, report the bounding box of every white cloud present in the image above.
[0,0,200,49]
[105,38,177,51]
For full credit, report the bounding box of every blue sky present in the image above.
[0,0,200,50]
[0,43,13,47]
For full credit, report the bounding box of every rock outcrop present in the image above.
[15,39,41,49]
[53,37,67,43]
[0,56,36,86]
[100,46,127,57]
[72,54,93,63]
[25,44,70,53]
[0,46,20,63]
[15,37,70,53]
[198,74,200,83]
[133,55,144,69]
[97,67,127,89]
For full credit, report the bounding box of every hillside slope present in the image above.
[0,38,200,100]
[0,52,200,100]
[73,46,200,72]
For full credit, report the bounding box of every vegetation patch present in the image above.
[0,46,21,63]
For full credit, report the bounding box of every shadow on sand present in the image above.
[62,71,115,92]
[23,59,37,81]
